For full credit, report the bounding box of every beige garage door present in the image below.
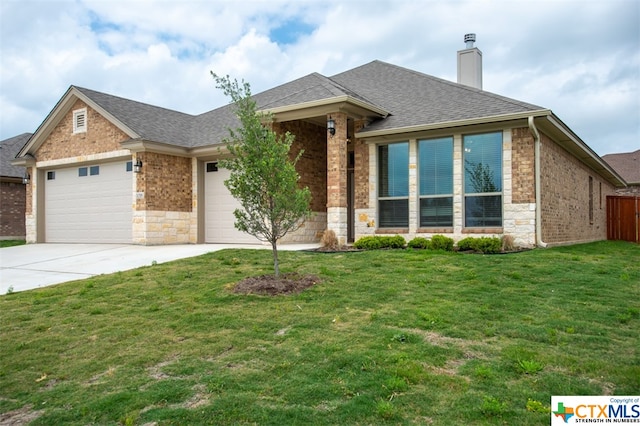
[44,161,133,243]
[204,163,260,244]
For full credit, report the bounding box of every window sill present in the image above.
[417,228,453,234]
[375,228,409,234]
[462,227,504,234]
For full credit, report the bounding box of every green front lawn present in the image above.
[1,241,638,425]
[0,240,25,248]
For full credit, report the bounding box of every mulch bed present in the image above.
[233,273,321,296]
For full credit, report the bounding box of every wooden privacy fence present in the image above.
[607,196,640,243]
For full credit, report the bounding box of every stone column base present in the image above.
[327,206,348,245]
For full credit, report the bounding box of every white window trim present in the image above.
[73,108,87,134]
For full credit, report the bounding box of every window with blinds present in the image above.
[463,132,503,227]
[419,137,453,227]
[378,142,409,227]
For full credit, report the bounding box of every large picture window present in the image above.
[379,142,409,227]
[463,132,503,227]
[419,137,453,227]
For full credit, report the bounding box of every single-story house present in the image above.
[12,37,626,247]
[1,133,31,240]
[602,150,640,195]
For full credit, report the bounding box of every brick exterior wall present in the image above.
[326,113,348,209]
[135,152,192,212]
[511,127,536,203]
[354,127,617,247]
[353,120,369,209]
[0,180,26,238]
[325,113,349,243]
[273,121,327,212]
[25,171,33,215]
[540,132,615,243]
[35,100,129,161]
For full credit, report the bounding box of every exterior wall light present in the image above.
[22,171,30,185]
[327,116,336,137]
[133,159,143,173]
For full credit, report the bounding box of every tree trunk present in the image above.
[271,241,280,278]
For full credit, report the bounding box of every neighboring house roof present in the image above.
[602,150,640,184]
[1,133,32,179]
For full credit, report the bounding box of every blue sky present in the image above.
[1,0,638,156]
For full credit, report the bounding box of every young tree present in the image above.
[211,73,312,277]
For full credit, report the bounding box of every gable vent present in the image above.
[73,108,87,134]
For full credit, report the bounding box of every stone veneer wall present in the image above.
[0,181,26,239]
[540,132,615,244]
[615,185,640,195]
[280,212,327,243]
[132,210,196,245]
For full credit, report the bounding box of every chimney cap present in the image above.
[464,33,476,48]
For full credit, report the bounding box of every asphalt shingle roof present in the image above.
[71,60,546,149]
[602,149,640,184]
[1,133,32,178]
[330,60,544,132]
[75,87,196,147]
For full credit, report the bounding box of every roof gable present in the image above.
[74,87,196,147]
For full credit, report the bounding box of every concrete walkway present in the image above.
[0,243,319,295]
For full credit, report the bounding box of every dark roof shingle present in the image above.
[75,87,196,147]
[1,133,32,178]
[330,60,544,132]
[73,60,547,149]
[602,150,640,184]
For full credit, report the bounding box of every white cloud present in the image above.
[0,0,638,156]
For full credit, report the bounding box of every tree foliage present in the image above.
[211,73,312,277]
[465,160,498,193]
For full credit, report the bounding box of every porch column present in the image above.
[326,112,348,245]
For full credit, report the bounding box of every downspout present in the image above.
[529,116,548,248]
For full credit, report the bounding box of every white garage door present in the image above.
[204,163,260,244]
[45,161,133,243]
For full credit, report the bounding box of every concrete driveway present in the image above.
[0,243,319,295]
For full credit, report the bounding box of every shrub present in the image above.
[501,234,516,252]
[407,237,430,249]
[385,235,407,249]
[477,237,502,254]
[353,236,381,250]
[320,229,340,250]
[457,237,502,254]
[353,235,406,250]
[430,235,455,251]
[456,237,474,252]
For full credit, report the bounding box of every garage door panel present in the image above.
[45,161,132,243]
[205,165,260,244]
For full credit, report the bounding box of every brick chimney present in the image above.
[457,33,482,89]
